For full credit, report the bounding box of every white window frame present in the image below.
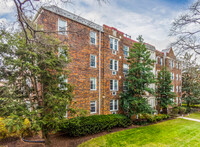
[110,59,118,71]
[90,31,97,45]
[90,77,97,90]
[110,99,118,111]
[179,75,181,81]
[176,86,178,92]
[59,75,68,90]
[58,18,67,35]
[110,37,118,51]
[179,86,181,92]
[90,101,97,113]
[176,62,179,69]
[123,64,129,73]
[160,58,162,66]
[171,72,174,80]
[65,105,68,118]
[110,80,118,91]
[58,47,67,60]
[123,45,129,56]
[176,74,178,80]
[90,54,97,68]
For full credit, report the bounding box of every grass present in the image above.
[79,118,200,147]
[186,113,200,120]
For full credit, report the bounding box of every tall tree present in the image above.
[156,67,176,114]
[170,0,200,55]
[0,30,73,144]
[120,36,155,118]
[182,53,200,107]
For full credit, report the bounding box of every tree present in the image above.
[0,29,73,144]
[170,0,200,55]
[156,67,176,114]
[182,53,200,107]
[120,36,155,118]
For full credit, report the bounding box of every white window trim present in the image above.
[90,77,97,91]
[110,99,118,111]
[90,54,97,68]
[123,64,129,73]
[59,75,68,90]
[123,45,129,56]
[58,47,67,60]
[65,105,68,118]
[90,31,97,45]
[110,79,118,91]
[160,58,162,66]
[90,101,97,114]
[58,18,67,35]
[110,59,118,71]
[109,36,119,51]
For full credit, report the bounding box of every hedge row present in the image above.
[59,114,132,137]
[182,103,200,108]
[135,114,170,125]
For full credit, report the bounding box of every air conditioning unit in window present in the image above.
[112,91,116,95]
[112,71,116,75]
[112,111,117,114]
[112,50,116,55]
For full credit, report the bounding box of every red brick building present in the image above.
[34,5,181,116]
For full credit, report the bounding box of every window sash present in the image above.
[58,19,67,35]
[123,64,129,73]
[110,80,118,91]
[90,31,96,44]
[123,46,129,56]
[110,38,118,50]
[110,100,118,111]
[90,101,96,113]
[90,55,96,68]
[110,59,118,71]
[90,78,96,90]
[58,47,67,60]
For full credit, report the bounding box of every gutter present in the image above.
[99,31,101,115]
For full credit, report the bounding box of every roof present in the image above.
[162,48,170,53]
[40,5,104,32]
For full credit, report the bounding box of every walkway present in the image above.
[178,116,200,122]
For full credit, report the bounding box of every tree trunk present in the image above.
[187,101,190,107]
[42,127,51,145]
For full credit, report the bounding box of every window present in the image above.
[65,105,68,118]
[123,45,129,56]
[58,19,67,35]
[123,64,129,73]
[59,75,68,90]
[90,31,97,45]
[179,86,181,92]
[123,82,128,91]
[149,99,155,108]
[172,60,174,68]
[110,59,118,71]
[176,62,179,69]
[58,47,67,60]
[160,58,163,66]
[171,72,174,80]
[90,78,96,90]
[110,80,118,91]
[176,86,178,92]
[90,101,97,113]
[110,100,118,111]
[179,75,181,81]
[90,54,97,68]
[176,74,178,80]
[172,85,174,92]
[156,57,159,64]
[110,37,118,50]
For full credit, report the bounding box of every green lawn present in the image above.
[186,113,200,120]
[79,119,200,147]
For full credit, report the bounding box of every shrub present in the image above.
[59,114,132,137]
[0,117,31,139]
[171,107,179,116]
[179,107,186,115]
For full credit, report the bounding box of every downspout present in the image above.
[99,30,101,115]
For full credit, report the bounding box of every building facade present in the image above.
[35,5,181,116]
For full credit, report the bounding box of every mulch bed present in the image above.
[0,118,176,147]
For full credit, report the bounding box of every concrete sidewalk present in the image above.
[178,117,200,122]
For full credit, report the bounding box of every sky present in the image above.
[0,0,196,51]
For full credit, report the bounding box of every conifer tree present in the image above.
[156,67,176,114]
[120,36,155,117]
[0,30,73,144]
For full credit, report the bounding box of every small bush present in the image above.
[171,107,179,116]
[135,114,170,125]
[179,107,186,115]
[59,114,132,137]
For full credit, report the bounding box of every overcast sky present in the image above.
[0,0,195,51]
